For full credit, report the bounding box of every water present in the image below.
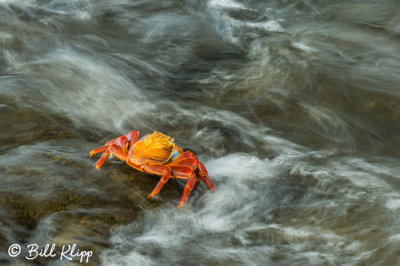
[1,0,400,265]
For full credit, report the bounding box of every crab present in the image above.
[89,130,215,207]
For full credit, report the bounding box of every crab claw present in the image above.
[95,151,110,169]
[89,146,112,169]
[89,146,108,158]
[89,130,140,169]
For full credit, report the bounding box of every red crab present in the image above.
[89,130,215,207]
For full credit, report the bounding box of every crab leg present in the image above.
[95,151,110,169]
[126,130,139,148]
[197,161,215,191]
[177,171,197,208]
[170,151,216,191]
[144,163,199,207]
[168,164,198,207]
[143,164,172,199]
[147,164,195,198]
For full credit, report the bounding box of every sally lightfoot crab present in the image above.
[89,130,216,207]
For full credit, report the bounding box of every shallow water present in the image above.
[1,0,400,265]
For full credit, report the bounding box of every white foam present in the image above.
[246,20,285,32]
[265,224,343,241]
[327,158,390,189]
[385,199,400,211]
[0,0,34,5]
[206,153,273,180]
[0,31,12,43]
[102,250,154,266]
[388,234,400,242]
[292,42,317,52]
[208,0,247,10]
[74,10,91,21]
[207,0,284,46]
[344,241,362,252]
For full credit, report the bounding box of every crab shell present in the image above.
[128,132,178,167]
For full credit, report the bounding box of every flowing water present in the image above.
[1,0,400,265]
